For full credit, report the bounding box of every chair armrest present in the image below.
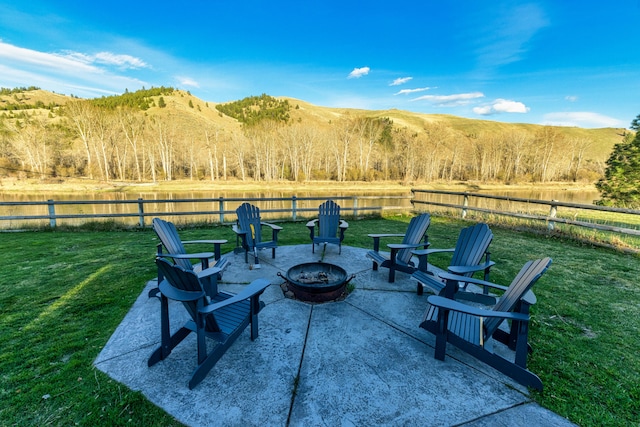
[369,233,405,252]
[437,271,508,292]
[412,248,455,256]
[199,279,271,314]
[182,239,227,245]
[368,233,405,238]
[182,240,227,260]
[339,220,349,229]
[447,261,496,275]
[261,222,283,231]
[427,296,530,322]
[232,224,246,235]
[196,266,223,279]
[306,219,318,228]
[159,252,215,260]
[388,242,429,250]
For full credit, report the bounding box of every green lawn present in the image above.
[0,215,638,426]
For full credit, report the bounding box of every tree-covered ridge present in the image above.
[89,86,175,110]
[0,86,41,95]
[0,86,60,111]
[215,94,291,125]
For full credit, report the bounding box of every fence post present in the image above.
[219,197,225,224]
[47,199,56,228]
[548,200,558,230]
[353,196,359,218]
[137,198,145,227]
[462,193,469,218]
[292,196,297,221]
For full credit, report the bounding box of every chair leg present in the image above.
[434,309,449,361]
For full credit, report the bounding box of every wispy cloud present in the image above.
[473,99,530,115]
[177,76,200,88]
[0,41,148,97]
[542,112,624,128]
[475,3,549,70]
[394,87,433,95]
[390,77,412,86]
[62,51,148,69]
[0,41,100,73]
[348,67,370,79]
[565,95,578,102]
[412,92,484,107]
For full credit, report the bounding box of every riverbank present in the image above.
[0,177,598,195]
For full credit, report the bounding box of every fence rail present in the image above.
[2,190,640,239]
[411,189,640,237]
[0,195,410,228]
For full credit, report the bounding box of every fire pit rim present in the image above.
[278,261,353,294]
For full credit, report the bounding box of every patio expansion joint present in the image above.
[453,400,536,426]
[285,304,314,427]
[94,340,159,366]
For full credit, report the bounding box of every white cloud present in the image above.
[93,52,148,69]
[390,77,412,86]
[61,51,148,69]
[177,76,200,88]
[493,99,529,113]
[0,41,101,74]
[412,92,484,107]
[473,99,529,115]
[0,41,148,97]
[394,87,433,95]
[565,95,578,102]
[542,112,624,128]
[348,67,370,79]
[472,105,494,115]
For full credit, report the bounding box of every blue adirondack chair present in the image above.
[233,203,283,267]
[152,217,230,298]
[306,200,348,254]
[420,257,552,391]
[411,223,495,299]
[366,213,431,283]
[149,257,270,389]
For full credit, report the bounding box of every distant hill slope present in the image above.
[0,88,628,163]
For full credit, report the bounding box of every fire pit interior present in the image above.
[278,262,354,303]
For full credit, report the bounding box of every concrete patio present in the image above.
[94,244,576,426]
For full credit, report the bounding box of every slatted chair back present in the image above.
[318,200,340,239]
[482,257,552,337]
[450,223,493,272]
[398,213,431,264]
[236,202,263,248]
[156,257,220,332]
[152,218,192,271]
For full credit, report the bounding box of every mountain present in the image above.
[1,87,626,163]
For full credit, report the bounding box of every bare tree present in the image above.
[64,101,96,178]
[118,107,145,181]
[566,137,592,181]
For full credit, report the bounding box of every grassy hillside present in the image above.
[0,87,628,164]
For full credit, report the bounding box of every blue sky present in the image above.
[1,1,638,128]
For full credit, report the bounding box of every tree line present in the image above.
[0,91,609,185]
